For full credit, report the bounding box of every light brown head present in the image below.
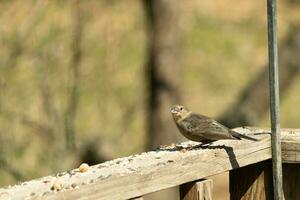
[171,105,192,122]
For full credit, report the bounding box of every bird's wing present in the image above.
[181,114,235,140]
[179,114,207,132]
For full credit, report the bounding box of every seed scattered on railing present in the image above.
[51,180,64,191]
[57,172,67,177]
[180,149,188,153]
[79,163,89,173]
[43,180,51,184]
[116,160,122,164]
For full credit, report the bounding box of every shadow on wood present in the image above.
[230,161,300,200]
[283,163,300,200]
[229,160,273,200]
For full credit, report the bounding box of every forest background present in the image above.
[1,0,300,199]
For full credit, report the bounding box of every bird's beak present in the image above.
[171,107,177,114]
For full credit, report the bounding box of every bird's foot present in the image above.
[185,142,212,150]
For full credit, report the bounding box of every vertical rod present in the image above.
[267,0,283,199]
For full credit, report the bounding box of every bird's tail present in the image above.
[230,130,258,141]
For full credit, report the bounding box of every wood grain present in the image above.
[230,162,300,200]
[282,163,300,200]
[180,179,213,200]
[229,160,273,200]
[0,127,299,200]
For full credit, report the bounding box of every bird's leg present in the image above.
[186,140,214,150]
[186,144,202,150]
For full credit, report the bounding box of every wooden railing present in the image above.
[0,127,299,200]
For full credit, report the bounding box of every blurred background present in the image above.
[1,0,300,199]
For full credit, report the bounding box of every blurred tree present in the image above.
[64,0,83,150]
[0,157,23,181]
[0,0,48,181]
[143,0,183,150]
[218,24,300,127]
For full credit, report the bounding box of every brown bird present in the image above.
[171,105,257,144]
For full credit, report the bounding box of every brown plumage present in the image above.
[171,105,257,144]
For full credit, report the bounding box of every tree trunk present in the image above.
[65,0,83,150]
[143,0,183,150]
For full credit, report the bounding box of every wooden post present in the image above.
[282,163,300,200]
[229,160,273,200]
[230,161,300,200]
[180,179,213,200]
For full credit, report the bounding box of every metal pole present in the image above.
[267,0,283,199]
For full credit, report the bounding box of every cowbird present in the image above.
[171,105,257,144]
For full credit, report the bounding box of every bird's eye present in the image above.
[180,107,183,110]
